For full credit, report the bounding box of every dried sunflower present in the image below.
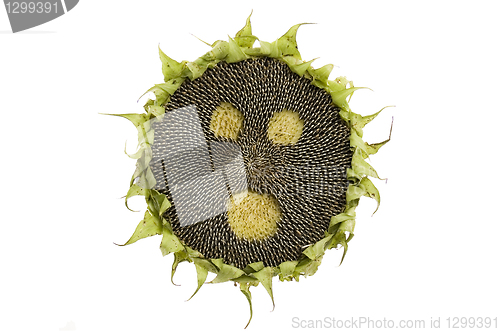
[110,13,390,327]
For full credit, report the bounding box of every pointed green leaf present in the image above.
[186,61,206,80]
[278,261,298,281]
[187,263,208,300]
[124,184,145,212]
[210,258,224,270]
[209,264,244,284]
[240,283,253,329]
[243,261,264,274]
[159,227,183,256]
[102,113,147,128]
[303,234,333,260]
[365,115,393,156]
[365,139,389,156]
[170,251,190,286]
[124,140,143,160]
[117,210,162,246]
[331,231,349,264]
[235,11,256,48]
[347,167,362,182]
[283,57,315,76]
[346,184,367,202]
[226,36,248,63]
[351,148,380,179]
[206,40,229,60]
[295,257,323,277]
[330,86,369,109]
[136,167,157,189]
[329,207,356,232]
[149,189,170,217]
[350,129,370,157]
[339,218,355,234]
[359,177,381,214]
[232,275,259,284]
[252,267,275,310]
[158,46,184,82]
[192,258,219,274]
[258,40,277,56]
[154,79,184,95]
[159,196,171,216]
[309,64,333,84]
[277,23,310,59]
[147,105,165,118]
[328,76,353,92]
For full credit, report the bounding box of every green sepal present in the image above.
[158,46,185,82]
[294,256,323,279]
[159,227,184,257]
[170,250,190,286]
[142,79,184,106]
[141,86,168,107]
[232,275,259,284]
[283,57,315,76]
[309,64,334,89]
[192,257,219,274]
[347,167,362,183]
[204,40,229,61]
[351,148,381,179]
[103,113,148,128]
[148,189,171,217]
[135,166,156,190]
[117,210,162,246]
[210,258,224,270]
[243,261,265,274]
[235,11,256,48]
[252,267,276,310]
[209,264,245,284]
[187,262,209,300]
[240,283,253,329]
[303,234,334,260]
[360,177,381,214]
[146,105,165,118]
[330,86,369,110]
[277,23,310,59]
[329,231,350,264]
[339,219,355,235]
[329,207,356,232]
[186,61,207,80]
[257,40,278,57]
[328,76,353,92]
[124,184,145,212]
[278,261,299,281]
[226,36,248,63]
[153,79,184,95]
[350,130,370,157]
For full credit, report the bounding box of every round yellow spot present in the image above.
[267,110,304,145]
[227,190,281,241]
[210,102,244,140]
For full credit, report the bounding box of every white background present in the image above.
[1,1,499,331]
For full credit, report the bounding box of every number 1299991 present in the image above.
[5,2,59,14]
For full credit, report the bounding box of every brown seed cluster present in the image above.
[149,57,352,269]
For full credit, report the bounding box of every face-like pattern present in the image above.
[150,57,352,269]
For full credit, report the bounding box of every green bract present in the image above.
[109,13,389,328]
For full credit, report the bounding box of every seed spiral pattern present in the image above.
[150,57,352,269]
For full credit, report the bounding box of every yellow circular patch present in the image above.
[267,110,304,145]
[227,190,281,241]
[210,102,244,140]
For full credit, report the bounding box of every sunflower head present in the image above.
[110,13,390,328]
